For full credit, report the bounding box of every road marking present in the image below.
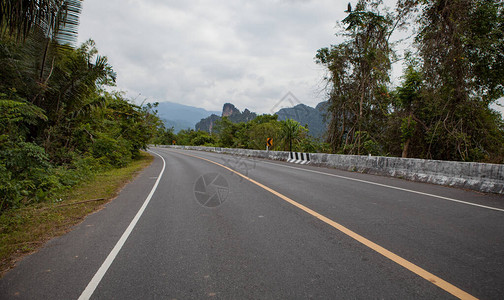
[78,150,166,300]
[259,160,504,213]
[169,149,478,300]
[172,149,503,212]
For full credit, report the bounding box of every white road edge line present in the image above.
[257,159,504,213]
[78,150,166,300]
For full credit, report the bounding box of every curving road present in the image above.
[1,147,503,299]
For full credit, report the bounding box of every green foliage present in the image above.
[399,116,416,143]
[316,0,394,155]
[280,119,302,152]
[174,129,217,147]
[190,132,217,146]
[152,124,177,145]
[248,121,281,150]
[91,134,132,168]
[0,93,48,142]
[190,111,329,152]
[0,140,58,210]
[411,0,504,161]
[0,33,164,213]
[174,114,331,153]
[0,0,82,45]
[214,117,237,147]
[316,0,504,162]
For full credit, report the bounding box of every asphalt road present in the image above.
[1,147,503,299]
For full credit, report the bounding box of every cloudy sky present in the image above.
[77,0,503,116]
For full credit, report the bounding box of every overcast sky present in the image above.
[77,0,503,116]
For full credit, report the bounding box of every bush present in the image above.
[91,134,132,168]
[191,133,216,146]
[0,141,60,210]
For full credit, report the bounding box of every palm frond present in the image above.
[0,0,82,46]
[55,0,82,46]
[1,1,61,40]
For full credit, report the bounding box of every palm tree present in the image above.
[2,1,58,39]
[1,0,83,89]
[1,0,82,44]
[54,0,83,46]
[280,119,301,152]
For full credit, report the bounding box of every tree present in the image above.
[413,0,504,161]
[280,119,307,152]
[190,131,216,146]
[35,39,116,161]
[214,117,238,148]
[0,33,164,212]
[316,0,394,155]
[248,121,281,150]
[317,0,504,162]
[153,124,176,145]
[394,63,424,158]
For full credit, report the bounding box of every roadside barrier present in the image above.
[154,145,504,194]
[287,152,310,164]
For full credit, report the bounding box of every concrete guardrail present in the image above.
[155,145,504,194]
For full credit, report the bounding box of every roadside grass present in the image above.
[0,151,154,276]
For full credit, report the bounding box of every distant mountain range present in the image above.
[196,102,328,138]
[155,100,328,137]
[154,101,219,132]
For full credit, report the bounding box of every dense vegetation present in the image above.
[0,2,162,213]
[195,102,328,139]
[316,0,504,162]
[155,114,330,153]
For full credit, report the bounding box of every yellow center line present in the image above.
[167,149,478,300]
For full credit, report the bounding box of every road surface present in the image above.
[1,147,503,299]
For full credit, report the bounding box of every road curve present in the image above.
[1,147,503,299]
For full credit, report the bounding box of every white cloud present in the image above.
[79,0,451,115]
[78,0,350,113]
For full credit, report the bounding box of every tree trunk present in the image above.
[402,112,413,158]
[402,138,410,158]
[39,39,50,82]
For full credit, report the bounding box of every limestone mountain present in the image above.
[196,102,328,137]
[276,102,328,138]
[196,103,257,133]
